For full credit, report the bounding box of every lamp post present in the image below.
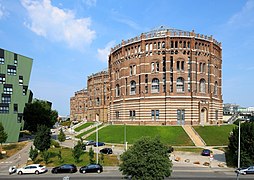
[96,121,99,164]
[237,118,249,180]
[124,123,128,151]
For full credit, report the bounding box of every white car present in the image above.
[65,136,72,140]
[17,164,47,175]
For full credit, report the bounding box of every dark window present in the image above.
[7,65,16,75]
[129,110,135,120]
[23,86,28,95]
[0,74,5,84]
[0,103,9,113]
[19,76,23,85]
[145,74,148,83]
[2,95,11,103]
[4,84,13,95]
[14,104,18,113]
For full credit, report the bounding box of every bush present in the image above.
[51,139,60,148]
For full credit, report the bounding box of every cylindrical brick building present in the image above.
[108,26,222,125]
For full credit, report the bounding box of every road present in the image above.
[1,166,254,180]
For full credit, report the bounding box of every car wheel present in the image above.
[82,170,86,174]
[18,171,23,175]
[97,169,101,173]
[35,170,39,175]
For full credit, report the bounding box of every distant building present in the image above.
[223,103,239,115]
[70,71,109,122]
[0,48,33,142]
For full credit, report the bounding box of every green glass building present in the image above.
[0,48,33,142]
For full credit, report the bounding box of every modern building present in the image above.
[70,70,109,123]
[108,26,223,125]
[0,48,33,142]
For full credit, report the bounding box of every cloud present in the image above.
[227,0,254,27]
[83,0,97,7]
[21,0,96,50]
[0,3,6,19]
[97,40,115,62]
[111,9,141,30]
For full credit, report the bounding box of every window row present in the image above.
[115,79,218,96]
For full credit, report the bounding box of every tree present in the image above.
[72,140,84,163]
[34,125,51,151]
[29,146,38,161]
[228,122,254,167]
[41,150,51,164]
[119,136,172,179]
[58,128,66,144]
[0,122,8,153]
[23,99,58,133]
[89,147,95,164]
[57,150,63,163]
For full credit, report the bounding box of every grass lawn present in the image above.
[0,142,28,161]
[32,147,119,167]
[86,125,194,146]
[193,125,236,146]
[75,124,104,139]
[74,122,94,132]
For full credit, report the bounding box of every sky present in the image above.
[0,0,253,116]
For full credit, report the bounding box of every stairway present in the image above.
[182,125,206,147]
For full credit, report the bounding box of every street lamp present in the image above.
[124,124,127,151]
[96,121,99,164]
[237,118,249,180]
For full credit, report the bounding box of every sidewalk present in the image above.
[0,141,32,175]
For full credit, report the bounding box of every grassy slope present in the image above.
[86,125,194,146]
[74,122,94,132]
[193,125,236,146]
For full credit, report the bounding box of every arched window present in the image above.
[176,77,184,92]
[130,81,136,95]
[116,84,120,97]
[145,43,149,51]
[151,78,159,93]
[200,79,206,93]
[214,81,218,95]
[149,43,153,51]
[162,41,165,48]
[96,97,100,106]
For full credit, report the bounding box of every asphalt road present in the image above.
[1,166,254,180]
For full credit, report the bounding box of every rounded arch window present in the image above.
[176,77,184,92]
[151,78,159,93]
[214,81,218,95]
[116,84,120,97]
[200,79,206,93]
[130,81,136,95]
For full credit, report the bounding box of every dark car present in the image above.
[51,164,77,174]
[235,166,254,175]
[201,149,211,156]
[100,148,113,154]
[94,142,105,147]
[79,164,103,174]
[86,140,96,146]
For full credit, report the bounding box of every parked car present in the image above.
[51,164,77,174]
[94,142,105,147]
[235,166,254,175]
[86,140,96,146]
[79,164,103,174]
[17,164,47,175]
[65,136,72,140]
[100,148,113,154]
[201,149,211,156]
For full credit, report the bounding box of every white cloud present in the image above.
[0,4,6,19]
[83,0,97,7]
[21,0,96,50]
[97,40,115,62]
[228,0,254,27]
[111,9,141,30]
